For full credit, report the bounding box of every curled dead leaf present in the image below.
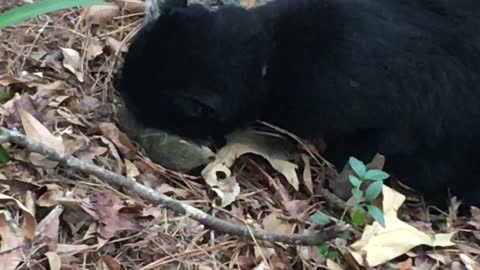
[84,5,120,24]
[18,108,64,168]
[349,185,456,267]
[202,130,299,192]
[0,194,37,241]
[86,38,104,60]
[114,0,144,13]
[60,48,84,82]
[106,37,127,54]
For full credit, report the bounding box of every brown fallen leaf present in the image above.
[36,184,65,207]
[0,211,24,270]
[84,4,120,24]
[100,255,122,270]
[0,194,37,269]
[56,107,86,127]
[263,212,293,235]
[33,80,68,97]
[36,205,63,251]
[98,122,136,158]
[60,48,84,82]
[41,51,63,70]
[93,192,143,240]
[106,37,128,54]
[124,158,140,178]
[284,199,309,221]
[301,154,313,194]
[0,194,37,240]
[113,0,144,13]
[86,37,104,60]
[18,107,64,168]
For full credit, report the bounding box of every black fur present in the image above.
[114,0,480,208]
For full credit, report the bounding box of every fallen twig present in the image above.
[0,127,342,245]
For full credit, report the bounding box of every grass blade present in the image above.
[0,0,112,29]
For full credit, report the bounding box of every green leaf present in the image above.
[327,251,340,259]
[349,156,366,178]
[349,175,362,188]
[364,169,390,181]
[310,212,330,225]
[316,243,330,257]
[340,229,351,240]
[365,181,383,203]
[315,243,339,259]
[367,205,385,227]
[350,208,366,227]
[0,0,112,29]
[0,88,10,102]
[351,188,363,200]
[0,145,11,165]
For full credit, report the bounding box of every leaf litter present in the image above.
[0,1,478,269]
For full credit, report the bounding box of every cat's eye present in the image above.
[174,96,218,120]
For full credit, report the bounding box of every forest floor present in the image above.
[0,1,479,269]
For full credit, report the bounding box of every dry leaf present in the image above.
[94,192,143,240]
[262,212,293,235]
[49,95,71,108]
[60,48,84,82]
[42,51,63,70]
[36,205,63,251]
[459,254,480,270]
[397,258,413,270]
[349,185,456,267]
[56,243,94,254]
[33,80,67,97]
[106,37,127,53]
[284,200,309,220]
[156,183,189,199]
[113,0,144,13]
[0,193,37,258]
[86,38,104,60]
[202,130,298,191]
[56,107,86,127]
[241,0,256,9]
[36,184,65,207]
[211,176,241,207]
[98,122,136,158]
[327,259,345,270]
[125,159,140,178]
[45,252,61,270]
[18,108,64,168]
[0,211,24,270]
[301,154,313,194]
[84,5,120,24]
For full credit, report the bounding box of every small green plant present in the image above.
[348,156,389,227]
[0,0,112,29]
[309,212,341,259]
[0,145,11,165]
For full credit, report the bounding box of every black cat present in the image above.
[114,0,480,208]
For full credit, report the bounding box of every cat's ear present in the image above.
[161,0,188,14]
[144,0,187,23]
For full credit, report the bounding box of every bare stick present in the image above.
[0,127,341,245]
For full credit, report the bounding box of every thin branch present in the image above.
[0,127,341,245]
